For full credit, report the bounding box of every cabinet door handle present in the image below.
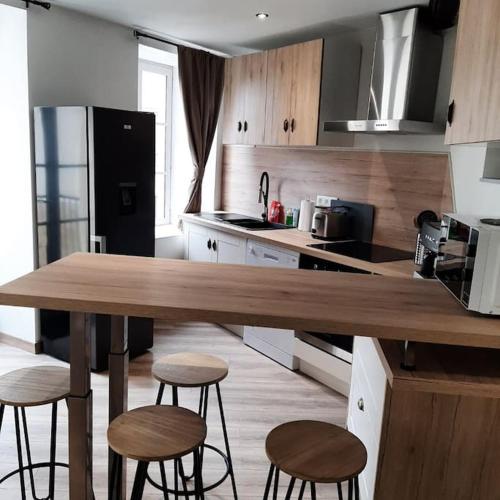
[243,120,248,132]
[212,240,217,252]
[291,118,296,133]
[447,100,455,126]
[237,121,242,132]
[283,119,289,132]
[357,398,365,412]
[207,239,212,250]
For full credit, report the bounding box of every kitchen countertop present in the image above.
[1,252,500,350]
[180,213,416,278]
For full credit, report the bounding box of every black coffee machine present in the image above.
[414,211,443,278]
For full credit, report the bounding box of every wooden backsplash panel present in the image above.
[221,145,454,251]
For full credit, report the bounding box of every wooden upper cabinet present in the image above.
[242,52,268,145]
[222,39,324,146]
[264,44,295,145]
[445,0,500,144]
[222,56,246,144]
[222,52,267,145]
[265,39,324,146]
[289,39,324,146]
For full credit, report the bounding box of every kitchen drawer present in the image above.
[244,326,297,369]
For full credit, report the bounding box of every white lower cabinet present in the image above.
[244,241,299,369]
[184,222,216,262]
[347,336,388,500]
[184,222,246,265]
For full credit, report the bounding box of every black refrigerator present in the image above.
[34,106,155,371]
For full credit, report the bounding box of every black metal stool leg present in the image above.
[193,448,204,500]
[22,404,59,500]
[177,458,189,500]
[297,481,306,500]
[216,383,237,499]
[199,387,209,474]
[348,478,353,500]
[156,383,166,405]
[0,404,4,434]
[284,476,296,500]
[159,461,170,500]
[108,452,121,500]
[131,461,149,500]
[263,464,275,500]
[21,407,38,500]
[14,407,27,500]
[173,458,178,500]
[197,386,204,415]
[48,402,58,500]
[179,387,204,481]
[310,482,316,500]
[272,467,279,500]
[354,476,360,500]
[337,482,344,500]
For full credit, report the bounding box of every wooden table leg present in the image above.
[68,312,93,500]
[108,316,129,500]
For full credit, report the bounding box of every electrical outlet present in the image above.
[316,195,338,207]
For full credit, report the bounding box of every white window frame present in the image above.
[138,59,174,226]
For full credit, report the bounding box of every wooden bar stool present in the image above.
[263,421,367,500]
[152,352,237,498]
[107,405,207,500]
[0,366,70,500]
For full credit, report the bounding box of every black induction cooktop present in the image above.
[307,241,414,263]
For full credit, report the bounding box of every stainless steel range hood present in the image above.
[324,8,444,134]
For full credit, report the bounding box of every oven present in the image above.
[298,254,370,363]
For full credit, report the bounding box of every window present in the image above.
[138,59,173,225]
[138,44,218,229]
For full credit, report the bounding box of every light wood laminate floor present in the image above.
[0,322,347,499]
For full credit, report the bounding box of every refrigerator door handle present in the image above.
[90,235,107,254]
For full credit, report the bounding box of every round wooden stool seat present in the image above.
[265,420,367,483]
[152,352,228,387]
[108,405,207,462]
[0,366,70,407]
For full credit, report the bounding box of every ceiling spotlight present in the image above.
[256,12,269,20]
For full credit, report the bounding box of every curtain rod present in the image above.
[23,0,51,9]
[133,29,231,58]
[134,30,180,49]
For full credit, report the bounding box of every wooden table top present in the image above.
[0,252,499,349]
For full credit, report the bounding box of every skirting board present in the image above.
[0,331,42,354]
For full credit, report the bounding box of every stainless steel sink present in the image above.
[228,219,291,230]
[195,212,292,230]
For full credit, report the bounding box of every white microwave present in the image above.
[436,214,500,315]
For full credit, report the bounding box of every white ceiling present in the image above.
[52,0,428,55]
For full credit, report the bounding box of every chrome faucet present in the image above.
[258,171,270,222]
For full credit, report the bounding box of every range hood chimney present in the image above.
[324,7,444,134]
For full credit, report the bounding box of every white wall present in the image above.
[451,144,500,215]
[0,3,36,343]
[27,5,138,109]
[0,5,139,344]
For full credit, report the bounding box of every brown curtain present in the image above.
[178,46,225,213]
